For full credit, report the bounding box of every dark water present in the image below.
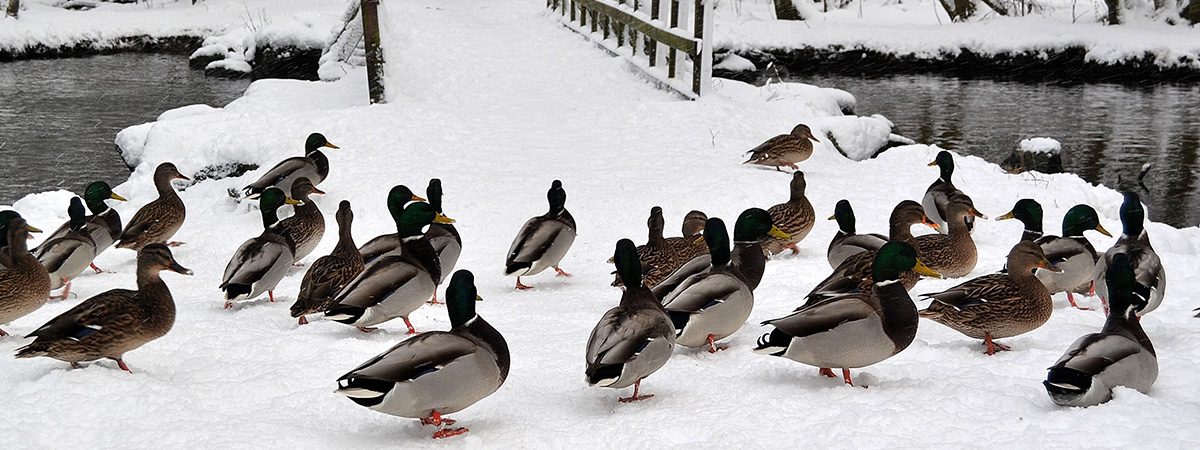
[787,74,1200,228]
[0,53,249,205]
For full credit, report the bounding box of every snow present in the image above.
[1021,137,1063,154]
[4,0,1200,449]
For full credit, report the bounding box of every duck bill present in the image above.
[285,197,304,206]
[809,135,821,143]
[996,211,1016,221]
[475,295,484,301]
[411,195,427,202]
[768,225,791,240]
[912,258,942,279]
[827,214,836,220]
[1095,223,1113,237]
[110,193,128,201]
[325,142,340,149]
[969,208,989,220]
[175,174,191,181]
[921,216,940,230]
[434,213,456,224]
[168,261,194,276]
[1038,259,1063,273]
[927,160,938,166]
[312,187,326,195]
[694,235,705,244]
[26,225,43,233]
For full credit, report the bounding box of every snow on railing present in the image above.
[548,0,713,99]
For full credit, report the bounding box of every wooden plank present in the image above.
[571,0,699,55]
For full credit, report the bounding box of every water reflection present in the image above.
[787,74,1200,228]
[0,53,249,205]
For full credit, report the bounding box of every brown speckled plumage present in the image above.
[292,201,364,321]
[276,177,326,262]
[614,207,708,288]
[761,171,815,255]
[15,244,191,370]
[117,163,189,251]
[0,219,52,336]
[915,193,983,278]
[743,124,820,170]
[920,241,1056,352]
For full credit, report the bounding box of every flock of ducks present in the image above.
[0,128,1172,438]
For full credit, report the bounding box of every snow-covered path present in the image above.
[4,0,1200,449]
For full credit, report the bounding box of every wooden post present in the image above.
[668,0,680,79]
[6,0,19,19]
[361,0,386,104]
[691,0,712,97]
[648,0,661,67]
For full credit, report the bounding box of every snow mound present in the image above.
[1020,137,1063,154]
[715,53,757,72]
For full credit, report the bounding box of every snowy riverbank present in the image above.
[4,0,1200,448]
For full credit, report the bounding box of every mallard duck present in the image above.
[15,243,191,372]
[761,171,815,255]
[335,270,508,439]
[754,242,939,386]
[357,185,426,264]
[242,133,338,199]
[920,241,1060,355]
[923,151,976,234]
[0,210,30,270]
[325,202,452,334]
[1045,253,1157,407]
[804,200,937,302]
[743,124,820,171]
[275,177,326,263]
[826,199,888,269]
[660,217,757,353]
[915,192,986,278]
[1034,204,1111,310]
[1094,192,1164,317]
[996,198,1044,243]
[116,162,189,251]
[653,208,788,298]
[35,181,126,272]
[219,188,302,309]
[424,179,461,303]
[35,197,97,300]
[505,180,576,290]
[0,218,50,337]
[586,239,675,402]
[613,207,709,288]
[292,201,365,325]
[681,210,707,237]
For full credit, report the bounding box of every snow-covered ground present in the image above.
[4,0,1200,448]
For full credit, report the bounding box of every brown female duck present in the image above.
[920,241,1060,355]
[743,124,820,171]
[761,171,815,255]
[0,218,50,337]
[915,192,987,278]
[275,177,326,263]
[16,244,191,372]
[117,162,189,251]
[292,201,364,325]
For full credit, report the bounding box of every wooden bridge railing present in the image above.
[548,0,713,99]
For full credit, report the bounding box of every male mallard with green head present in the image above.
[505,180,576,290]
[219,187,302,308]
[36,197,97,300]
[243,132,339,199]
[1033,204,1111,310]
[1045,253,1157,407]
[335,270,509,439]
[1093,192,1164,317]
[358,185,426,263]
[923,151,977,234]
[653,208,789,298]
[35,181,126,272]
[755,242,939,386]
[586,239,676,403]
[996,198,1045,243]
[826,199,888,269]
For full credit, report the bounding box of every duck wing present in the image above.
[764,294,875,338]
[23,289,139,343]
[921,274,1013,310]
[243,156,316,195]
[339,331,480,384]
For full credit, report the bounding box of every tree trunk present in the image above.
[1186,0,1200,24]
[952,0,976,20]
[773,0,802,20]
[1103,0,1121,24]
[6,0,18,19]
